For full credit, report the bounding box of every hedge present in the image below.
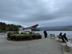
[7,32,42,41]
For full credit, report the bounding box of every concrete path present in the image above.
[0,34,63,54]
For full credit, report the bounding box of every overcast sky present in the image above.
[0,0,72,27]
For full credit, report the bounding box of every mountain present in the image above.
[38,25,72,31]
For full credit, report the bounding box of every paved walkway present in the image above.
[0,34,63,54]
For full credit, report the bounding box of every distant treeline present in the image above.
[0,22,22,32]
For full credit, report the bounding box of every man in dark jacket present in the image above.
[63,33,68,42]
[58,32,65,42]
[43,31,47,38]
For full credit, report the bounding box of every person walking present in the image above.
[43,30,47,38]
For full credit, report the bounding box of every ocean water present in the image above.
[33,31,72,39]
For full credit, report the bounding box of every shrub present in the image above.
[31,33,42,39]
[10,35,16,40]
[7,32,42,41]
[36,33,42,39]
[7,32,12,38]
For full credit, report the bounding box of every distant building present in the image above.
[19,27,31,33]
[19,24,38,33]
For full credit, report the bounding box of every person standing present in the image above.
[43,30,47,38]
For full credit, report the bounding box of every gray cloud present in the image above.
[0,0,72,27]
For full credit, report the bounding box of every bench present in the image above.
[55,35,63,42]
[66,42,72,52]
[62,42,72,54]
[50,34,55,39]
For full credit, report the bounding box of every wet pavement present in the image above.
[0,33,63,54]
